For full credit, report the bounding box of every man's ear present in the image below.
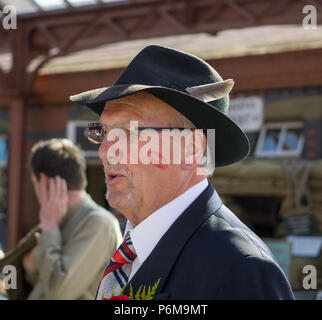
[181,130,206,170]
[181,131,195,170]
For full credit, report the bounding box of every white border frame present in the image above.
[255,122,305,158]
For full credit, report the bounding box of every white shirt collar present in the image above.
[124,179,209,264]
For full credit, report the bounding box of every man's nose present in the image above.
[98,136,125,164]
[98,138,111,161]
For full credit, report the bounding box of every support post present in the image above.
[7,97,25,250]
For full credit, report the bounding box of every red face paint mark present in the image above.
[150,151,168,170]
[153,163,168,170]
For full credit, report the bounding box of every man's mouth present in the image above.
[106,172,127,185]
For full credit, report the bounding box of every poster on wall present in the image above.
[228,96,264,133]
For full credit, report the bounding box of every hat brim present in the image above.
[70,84,249,167]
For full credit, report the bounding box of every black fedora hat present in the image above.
[70,45,249,167]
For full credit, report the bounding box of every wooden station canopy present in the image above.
[0,0,322,249]
[0,0,320,98]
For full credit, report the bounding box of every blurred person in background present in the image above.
[22,138,122,299]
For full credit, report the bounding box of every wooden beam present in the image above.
[210,49,322,92]
[255,0,290,23]
[35,22,61,47]
[27,12,104,91]
[7,97,26,249]
[63,0,74,9]
[104,14,127,36]
[0,67,9,89]
[226,0,256,24]
[307,0,322,9]
[159,6,187,31]
[0,89,20,108]
[11,23,31,91]
[126,6,157,37]
[24,0,314,59]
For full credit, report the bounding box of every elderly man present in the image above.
[70,45,294,300]
[22,138,122,299]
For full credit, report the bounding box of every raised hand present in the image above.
[39,175,69,232]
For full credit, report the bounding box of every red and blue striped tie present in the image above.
[96,232,136,299]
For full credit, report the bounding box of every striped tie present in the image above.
[96,232,136,299]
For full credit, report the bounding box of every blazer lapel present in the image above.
[123,182,222,297]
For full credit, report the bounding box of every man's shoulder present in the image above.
[158,189,294,299]
[74,196,120,231]
[188,203,275,263]
[86,205,119,226]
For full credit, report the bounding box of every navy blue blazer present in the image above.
[123,182,295,300]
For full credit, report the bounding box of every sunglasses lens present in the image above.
[88,123,105,144]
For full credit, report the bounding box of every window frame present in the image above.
[255,122,305,158]
[66,120,99,158]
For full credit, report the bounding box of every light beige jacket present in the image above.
[26,193,122,300]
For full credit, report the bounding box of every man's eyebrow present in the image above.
[103,100,140,112]
[98,120,138,127]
